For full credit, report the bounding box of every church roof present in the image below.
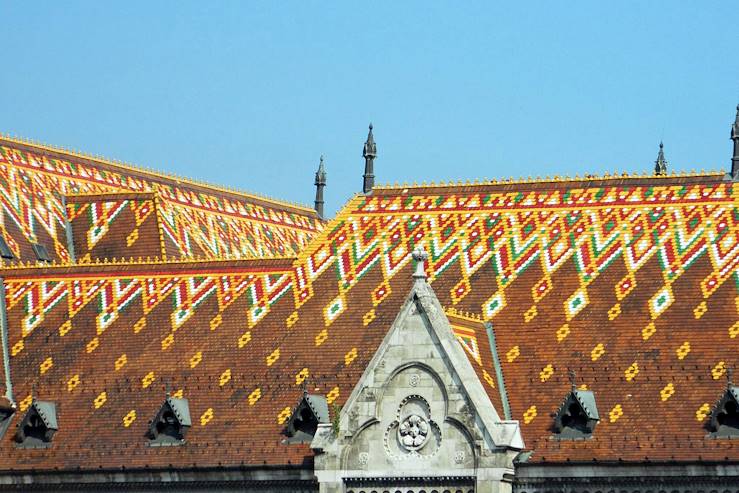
[0,161,737,471]
[0,136,323,263]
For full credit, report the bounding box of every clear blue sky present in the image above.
[2,1,737,216]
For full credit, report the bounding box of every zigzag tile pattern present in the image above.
[0,142,322,262]
[1,176,737,468]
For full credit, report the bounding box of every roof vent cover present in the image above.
[708,385,739,438]
[147,396,191,446]
[15,400,57,447]
[283,392,330,444]
[552,389,600,440]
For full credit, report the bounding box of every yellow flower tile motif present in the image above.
[590,343,606,361]
[58,320,72,337]
[660,383,675,401]
[266,348,281,366]
[711,361,727,380]
[219,369,232,386]
[675,341,691,360]
[729,321,739,339]
[40,357,53,375]
[161,333,175,350]
[11,340,23,356]
[277,407,293,424]
[642,322,656,341]
[609,404,623,423]
[695,403,711,421]
[693,301,708,319]
[624,362,639,382]
[344,348,358,366]
[555,324,570,343]
[564,287,589,321]
[286,311,299,328]
[648,284,674,319]
[93,391,107,409]
[315,328,329,346]
[607,303,621,321]
[326,387,340,404]
[295,367,309,385]
[482,369,496,388]
[523,405,537,424]
[189,351,203,369]
[578,384,588,390]
[67,374,81,391]
[523,305,538,322]
[238,331,252,348]
[171,389,184,398]
[123,410,137,427]
[210,313,223,331]
[506,345,520,363]
[114,354,127,371]
[200,408,214,426]
[126,228,139,247]
[19,395,32,412]
[141,371,156,389]
[133,317,146,334]
[248,388,262,405]
[86,337,99,353]
[539,364,554,382]
[362,309,376,326]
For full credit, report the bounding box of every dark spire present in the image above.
[362,123,377,194]
[314,155,326,218]
[731,104,739,179]
[654,141,668,176]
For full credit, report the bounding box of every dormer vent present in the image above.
[708,385,739,438]
[32,243,51,263]
[147,396,191,445]
[15,400,57,447]
[552,389,600,439]
[283,392,330,444]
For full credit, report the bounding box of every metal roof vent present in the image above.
[15,400,57,447]
[708,385,739,438]
[283,392,330,444]
[147,396,191,446]
[31,243,51,263]
[0,237,14,260]
[552,377,600,440]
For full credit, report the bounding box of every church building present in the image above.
[0,107,737,492]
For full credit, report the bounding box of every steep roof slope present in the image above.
[0,137,322,262]
[0,172,737,472]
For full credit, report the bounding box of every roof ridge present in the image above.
[0,133,318,215]
[373,170,725,190]
[0,254,297,273]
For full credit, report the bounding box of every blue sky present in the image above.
[2,1,737,216]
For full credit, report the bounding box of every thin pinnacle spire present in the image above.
[654,141,668,176]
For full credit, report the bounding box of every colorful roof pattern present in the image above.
[0,172,737,471]
[0,138,322,263]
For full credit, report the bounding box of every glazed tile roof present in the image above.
[0,137,323,262]
[1,171,738,471]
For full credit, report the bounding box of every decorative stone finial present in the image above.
[412,246,428,280]
[363,123,377,194]
[314,155,327,218]
[568,369,577,391]
[732,105,739,179]
[654,141,668,176]
[728,366,734,388]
